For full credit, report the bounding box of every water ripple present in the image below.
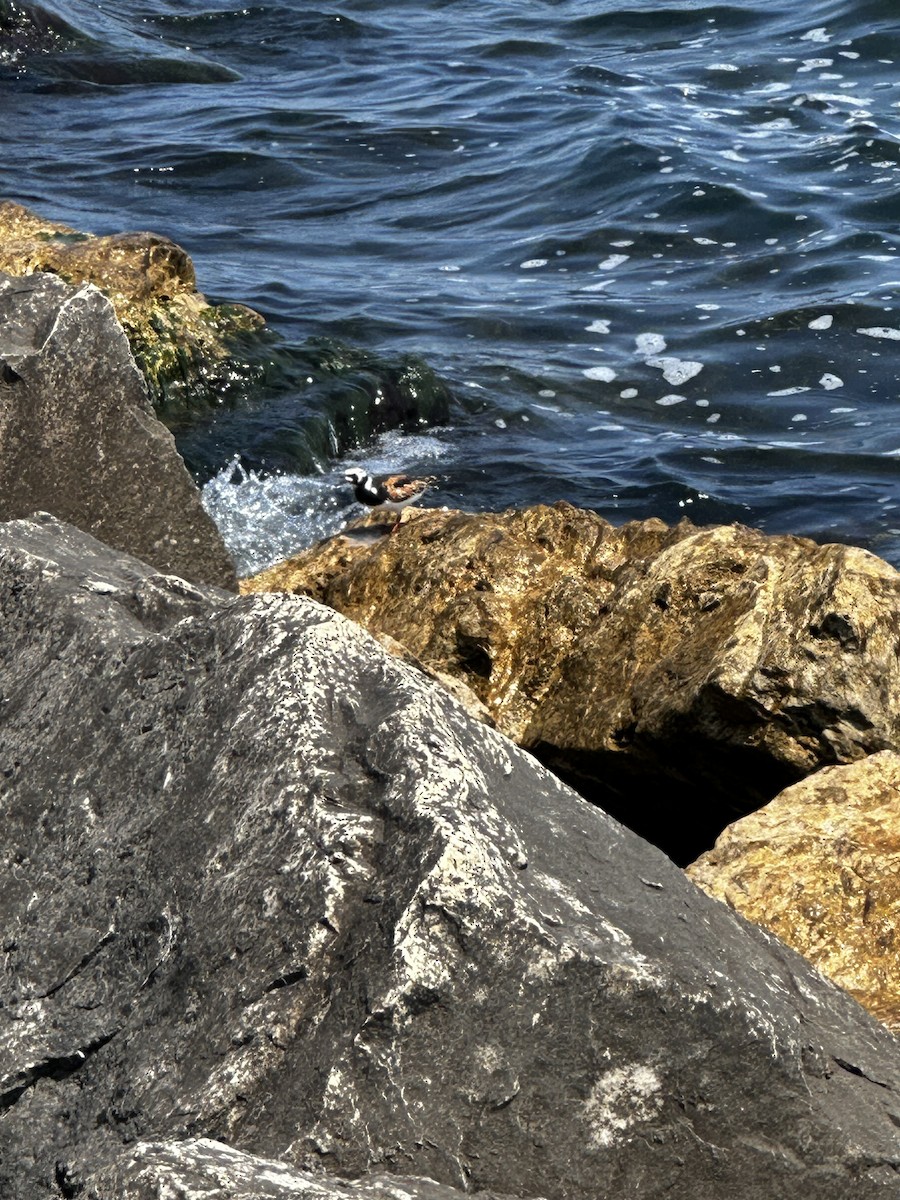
[5,0,900,564]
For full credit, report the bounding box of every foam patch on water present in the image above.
[635,333,667,355]
[203,431,451,577]
[599,254,630,270]
[645,356,704,385]
[858,326,900,340]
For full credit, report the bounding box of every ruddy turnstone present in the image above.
[344,467,437,530]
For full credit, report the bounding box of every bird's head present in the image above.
[343,467,368,486]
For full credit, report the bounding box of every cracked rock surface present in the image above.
[0,270,237,590]
[1,515,900,1198]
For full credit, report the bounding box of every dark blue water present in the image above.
[4,0,900,573]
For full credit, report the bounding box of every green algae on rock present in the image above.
[0,203,455,477]
[0,200,265,416]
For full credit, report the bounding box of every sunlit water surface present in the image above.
[5,0,900,573]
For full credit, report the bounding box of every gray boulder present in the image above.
[0,514,899,1199]
[80,1138,519,1200]
[0,271,237,589]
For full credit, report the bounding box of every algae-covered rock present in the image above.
[0,203,455,474]
[0,200,264,416]
[242,502,900,860]
[688,750,900,1035]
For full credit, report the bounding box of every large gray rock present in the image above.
[1,515,899,1199]
[0,270,237,589]
[80,1138,514,1200]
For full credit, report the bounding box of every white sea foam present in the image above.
[808,314,833,329]
[583,366,617,382]
[646,357,704,386]
[598,254,630,270]
[858,326,900,339]
[635,332,667,355]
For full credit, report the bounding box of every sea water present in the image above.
[4,0,900,574]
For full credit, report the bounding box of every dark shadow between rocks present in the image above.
[532,740,804,867]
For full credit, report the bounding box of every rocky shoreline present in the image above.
[0,214,899,1197]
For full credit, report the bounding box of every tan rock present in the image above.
[242,503,900,853]
[687,751,900,1033]
[0,200,263,413]
[242,502,679,741]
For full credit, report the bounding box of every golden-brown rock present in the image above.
[243,502,680,742]
[242,502,900,860]
[0,200,263,413]
[687,751,900,1034]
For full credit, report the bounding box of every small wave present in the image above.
[203,430,453,574]
[35,53,240,87]
[202,458,350,575]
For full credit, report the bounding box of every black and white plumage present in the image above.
[344,467,437,528]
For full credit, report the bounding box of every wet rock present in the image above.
[0,0,81,60]
[0,200,264,414]
[242,503,900,862]
[2,513,900,1198]
[688,750,900,1035]
[0,270,237,589]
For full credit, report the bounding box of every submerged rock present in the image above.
[242,503,900,862]
[688,750,900,1035]
[0,270,237,589]
[0,0,82,61]
[2,513,900,1198]
[0,200,264,415]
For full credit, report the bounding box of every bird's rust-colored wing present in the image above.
[384,474,436,501]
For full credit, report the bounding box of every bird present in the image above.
[343,467,437,530]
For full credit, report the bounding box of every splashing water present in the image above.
[203,430,454,576]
